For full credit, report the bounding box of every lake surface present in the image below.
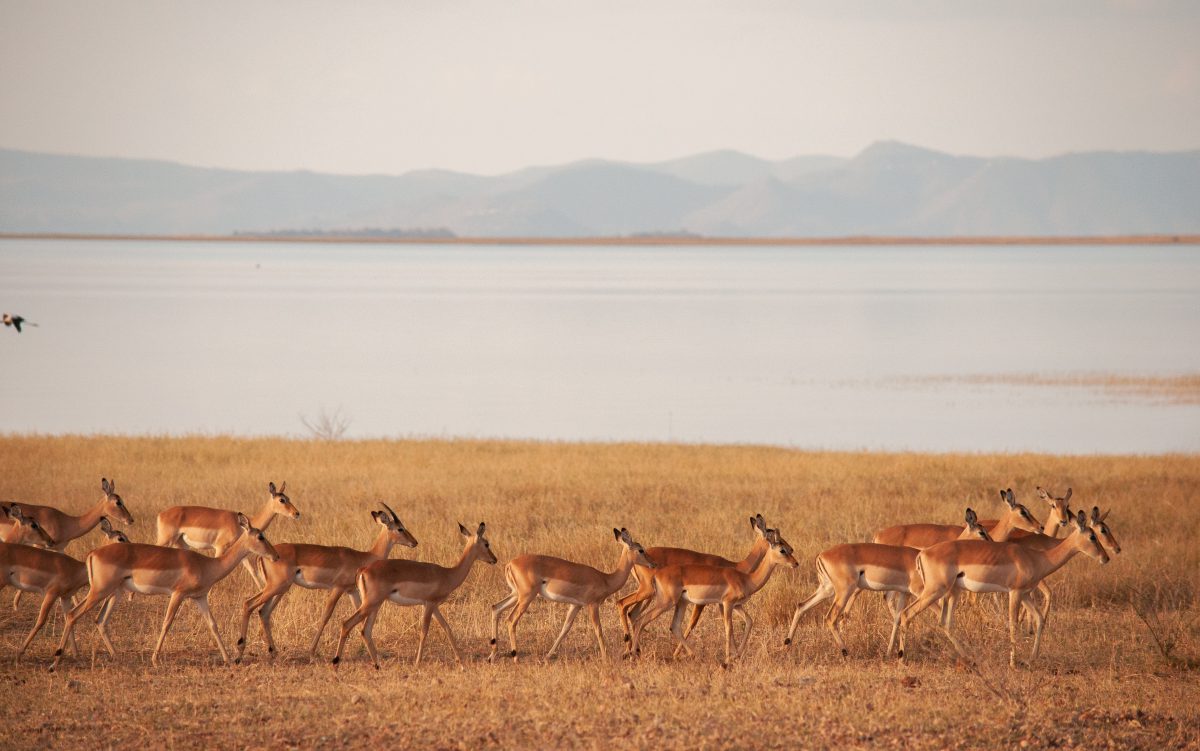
[2,239,1198,453]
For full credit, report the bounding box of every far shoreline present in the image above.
[2,231,1199,247]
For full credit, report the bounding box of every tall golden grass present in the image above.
[2,435,1197,749]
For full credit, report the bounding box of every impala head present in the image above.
[100,477,135,525]
[268,481,301,520]
[764,529,800,568]
[1,504,56,547]
[97,516,131,544]
[238,512,280,562]
[961,508,993,541]
[1089,506,1121,554]
[999,488,1042,533]
[1070,509,1110,564]
[371,502,418,548]
[459,521,497,564]
[1036,486,1073,530]
[613,527,657,568]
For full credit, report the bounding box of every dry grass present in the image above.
[900,373,1200,405]
[1,435,1198,749]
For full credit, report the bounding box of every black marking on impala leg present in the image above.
[783,638,791,646]
[236,637,244,646]
[897,650,904,659]
[268,646,275,654]
[331,656,340,665]
[374,664,380,671]
[510,649,517,657]
[53,648,63,657]
[489,638,496,645]
[841,648,848,657]
[623,633,630,642]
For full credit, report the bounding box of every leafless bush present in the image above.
[299,405,352,440]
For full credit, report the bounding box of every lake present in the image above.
[1,239,1197,453]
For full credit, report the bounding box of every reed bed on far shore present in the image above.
[1,435,1197,749]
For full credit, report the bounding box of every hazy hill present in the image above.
[2,142,1197,236]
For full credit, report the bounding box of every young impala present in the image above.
[0,518,129,658]
[617,514,772,648]
[156,481,299,586]
[235,503,418,662]
[897,510,1109,667]
[4,479,134,608]
[1,505,56,547]
[490,527,656,662]
[50,513,280,670]
[332,522,497,669]
[630,529,799,667]
[783,508,995,658]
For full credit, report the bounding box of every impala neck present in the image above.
[63,499,109,543]
[199,533,256,586]
[1042,515,1063,537]
[1031,533,1083,580]
[366,527,395,560]
[602,547,640,595]
[250,498,278,531]
[443,540,480,592]
[743,553,781,597]
[990,512,1020,542]
[734,535,769,574]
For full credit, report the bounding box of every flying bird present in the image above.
[3,314,37,333]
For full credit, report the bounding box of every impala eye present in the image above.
[258,534,265,541]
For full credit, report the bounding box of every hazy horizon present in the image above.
[2,1,1198,176]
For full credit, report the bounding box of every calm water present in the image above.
[1,239,1198,453]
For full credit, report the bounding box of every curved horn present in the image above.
[380,501,400,525]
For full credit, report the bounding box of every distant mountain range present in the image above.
[2,142,1197,236]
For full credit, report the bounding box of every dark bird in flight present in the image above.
[3,314,37,333]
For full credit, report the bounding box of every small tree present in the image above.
[299,406,352,440]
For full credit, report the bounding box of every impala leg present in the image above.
[414,604,435,666]
[430,605,464,664]
[785,582,834,647]
[150,591,188,667]
[1022,591,1047,664]
[586,603,606,659]
[629,594,674,659]
[669,602,694,658]
[332,601,371,667]
[506,595,535,662]
[1006,590,1022,667]
[720,601,735,667]
[307,588,346,658]
[94,595,119,657]
[236,586,275,662]
[897,584,949,661]
[58,596,80,656]
[361,609,381,669]
[736,606,754,659]
[194,595,229,664]
[680,604,706,640]
[545,604,581,660]
[51,585,115,670]
[617,569,654,645]
[12,590,22,611]
[885,592,908,657]
[240,557,265,588]
[837,588,860,625]
[256,593,284,658]
[1036,581,1052,628]
[488,591,518,662]
[17,591,61,658]
[942,590,960,631]
[824,588,854,657]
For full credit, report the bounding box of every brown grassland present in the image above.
[1,435,1198,749]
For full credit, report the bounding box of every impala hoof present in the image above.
[489,638,496,645]
[841,648,848,657]
[783,638,791,646]
[510,649,516,657]
[268,646,275,654]
[331,657,340,666]
[236,637,244,646]
[897,649,905,659]
[53,648,63,657]
[234,657,241,665]
[374,664,380,671]
[623,634,630,642]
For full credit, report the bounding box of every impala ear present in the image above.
[371,510,385,524]
[279,481,287,494]
[477,522,486,536]
[1063,488,1072,502]
[268,482,277,495]
[99,517,113,533]
[1074,510,1087,531]
[101,478,111,494]
[1091,506,1101,524]
[237,512,252,530]
[613,527,621,541]
[5,504,22,520]
[965,508,978,525]
[458,522,470,537]
[1036,486,1050,501]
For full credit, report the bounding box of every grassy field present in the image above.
[1,436,1198,749]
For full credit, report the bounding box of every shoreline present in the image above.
[2,231,1199,246]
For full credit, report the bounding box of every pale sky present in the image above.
[1,1,1198,176]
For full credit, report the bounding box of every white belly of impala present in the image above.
[680,585,723,604]
[538,584,584,605]
[387,592,426,606]
[124,580,174,596]
[956,577,1009,594]
[180,533,215,550]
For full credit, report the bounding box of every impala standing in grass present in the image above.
[897,510,1109,667]
[235,503,418,661]
[332,522,497,668]
[630,529,799,666]
[490,527,656,662]
[0,518,130,658]
[51,513,280,670]
[784,507,997,658]
[156,481,299,586]
[617,514,772,648]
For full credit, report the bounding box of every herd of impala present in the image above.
[0,478,1120,671]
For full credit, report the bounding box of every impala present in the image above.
[0,518,129,658]
[617,514,772,649]
[235,503,418,662]
[783,508,995,658]
[897,510,1109,667]
[1,504,56,547]
[1035,486,1074,537]
[490,527,656,662]
[156,481,299,586]
[871,489,1042,549]
[629,529,799,666]
[332,522,497,668]
[50,513,279,670]
[4,479,133,608]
